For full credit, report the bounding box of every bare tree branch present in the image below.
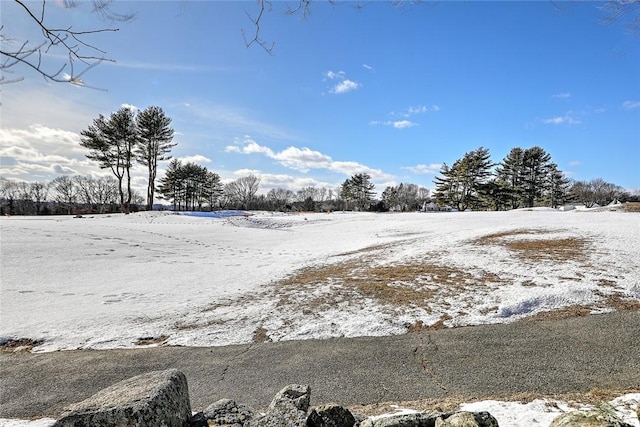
[598,0,640,35]
[242,0,275,54]
[0,0,133,87]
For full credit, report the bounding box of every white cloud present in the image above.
[552,93,571,99]
[542,114,580,125]
[332,79,360,94]
[121,103,139,111]
[402,163,442,174]
[622,100,640,110]
[226,137,394,181]
[391,104,440,118]
[362,64,374,71]
[370,120,418,129]
[392,120,417,129]
[325,70,361,94]
[0,125,112,180]
[177,154,212,164]
[229,170,336,193]
[326,70,346,80]
[567,161,581,167]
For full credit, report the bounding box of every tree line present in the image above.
[433,146,632,211]
[0,175,127,216]
[1,139,634,215]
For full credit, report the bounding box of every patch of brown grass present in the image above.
[278,255,498,314]
[474,229,590,263]
[600,292,640,311]
[253,327,272,343]
[522,292,640,323]
[521,305,594,322]
[0,338,44,353]
[623,202,640,213]
[134,335,169,346]
[407,314,453,332]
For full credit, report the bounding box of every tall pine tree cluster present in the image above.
[156,160,223,211]
[434,146,571,211]
[80,106,175,213]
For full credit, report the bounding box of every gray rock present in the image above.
[307,404,356,427]
[247,384,311,427]
[53,369,191,427]
[204,398,255,426]
[435,411,499,427]
[190,412,208,427]
[550,408,634,427]
[359,412,442,427]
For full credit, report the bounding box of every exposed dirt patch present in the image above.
[134,335,169,346]
[473,229,590,263]
[0,338,44,353]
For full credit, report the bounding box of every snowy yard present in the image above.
[1,208,639,426]
[1,208,639,352]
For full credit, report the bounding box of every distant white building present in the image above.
[558,204,576,211]
[422,202,452,212]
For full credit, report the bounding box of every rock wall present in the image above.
[49,369,639,427]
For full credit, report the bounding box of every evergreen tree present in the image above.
[136,106,176,211]
[433,147,493,211]
[80,107,138,213]
[546,164,571,208]
[157,159,183,210]
[381,185,399,211]
[203,171,224,210]
[495,147,526,209]
[522,146,552,207]
[341,173,375,211]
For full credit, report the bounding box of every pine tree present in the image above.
[522,146,552,208]
[433,147,493,211]
[341,173,375,211]
[495,147,526,209]
[136,106,176,211]
[546,164,571,208]
[80,107,138,213]
[157,159,183,210]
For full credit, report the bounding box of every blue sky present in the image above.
[1,0,639,196]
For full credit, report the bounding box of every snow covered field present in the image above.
[1,208,639,352]
[1,208,639,426]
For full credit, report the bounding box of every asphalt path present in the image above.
[1,311,639,419]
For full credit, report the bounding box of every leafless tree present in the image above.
[0,0,134,86]
[51,175,77,214]
[225,175,261,210]
[29,181,49,214]
[267,188,294,211]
